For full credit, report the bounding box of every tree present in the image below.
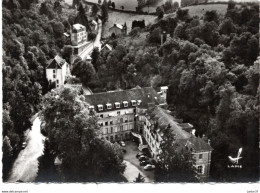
[173,1,179,10]
[74,2,90,31]
[101,0,109,22]
[149,27,161,44]
[156,6,164,19]
[71,58,97,85]
[36,140,62,182]
[227,0,236,10]
[88,32,97,41]
[111,2,115,9]
[108,0,112,7]
[176,8,190,21]
[155,125,198,182]
[91,47,100,70]
[134,173,145,182]
[121,6,124,10]
[41,88,126,182]
[54,0,62,14]
[174,23,187,39]
[204,10,219,24]
[92,4,99,16]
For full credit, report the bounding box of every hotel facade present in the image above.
[84,87,213,180]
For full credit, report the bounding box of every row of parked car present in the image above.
[136,152,156,171]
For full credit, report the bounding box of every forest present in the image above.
[84,1,259,182]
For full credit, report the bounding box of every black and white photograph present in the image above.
[1,0,259,191]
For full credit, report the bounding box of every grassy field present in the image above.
[183,4,228,17]
[165,3,228,19]
[102,10,157,38]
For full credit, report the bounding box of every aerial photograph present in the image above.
[1,0,259,191]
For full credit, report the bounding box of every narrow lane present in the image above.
[79,19,102,60]
[8,117,45,182]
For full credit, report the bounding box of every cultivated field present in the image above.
[102,10,157,38]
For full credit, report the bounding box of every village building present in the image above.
[101,44,113,52]
[84,86,213,180]
[70,23,90,55]
[46,55,70,88]
[109,23,127,37]
[138,105,213,180]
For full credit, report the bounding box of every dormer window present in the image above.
[131,100,136,106]
[123,101,128,107]
[106,103,112,110]
[97,104,103,111]
[137,100,142,105]
[115,102,120,108]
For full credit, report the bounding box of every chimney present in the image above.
[208,139,211,146]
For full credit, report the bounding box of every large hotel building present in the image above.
[84,86,213,180]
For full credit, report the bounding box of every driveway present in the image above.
[8,117,45,182]
[123,141,155,182]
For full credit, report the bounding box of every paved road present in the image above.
[8,117,45,182]
[79,19,102,61]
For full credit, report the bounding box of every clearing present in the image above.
[102,10,157,38]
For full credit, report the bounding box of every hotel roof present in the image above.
[84,87,162,112]
[150,106,213,152]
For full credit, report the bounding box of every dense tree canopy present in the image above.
[41,88,126,182]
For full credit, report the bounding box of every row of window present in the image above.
[99,109,135,118]
[104,133,130,142]
[102,124,133,134]
[91,100,142,111]
[99,117,133,126]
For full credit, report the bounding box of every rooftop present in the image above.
[149,106,213,152]
[46,55,67,69]
[110,24,123,30]
[84,87,162,112]
[72,24,86,32]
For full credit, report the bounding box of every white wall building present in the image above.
[46,55,70,88]
[71,24,88,46]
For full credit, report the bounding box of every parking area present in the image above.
[123,140,155,182]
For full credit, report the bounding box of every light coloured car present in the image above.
[119,141,126,147]
[144,164,155,170]
[22,142,27,149]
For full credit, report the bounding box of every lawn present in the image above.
[102,10,157,38]
[183,4,228,17]
[165,3,228,19]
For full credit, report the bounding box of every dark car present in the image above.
[140,160,150,166]
[122,149,127,153]
[136,152,144,158]
[139,155,148,162]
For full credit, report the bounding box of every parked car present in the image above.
[144,164,155,170]
[139,155,148,162]
[140,160,150,166]
[119,141,126,147]
[136,152,144,158]
[21,142,27,149]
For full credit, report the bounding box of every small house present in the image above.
[46,55,70,89]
